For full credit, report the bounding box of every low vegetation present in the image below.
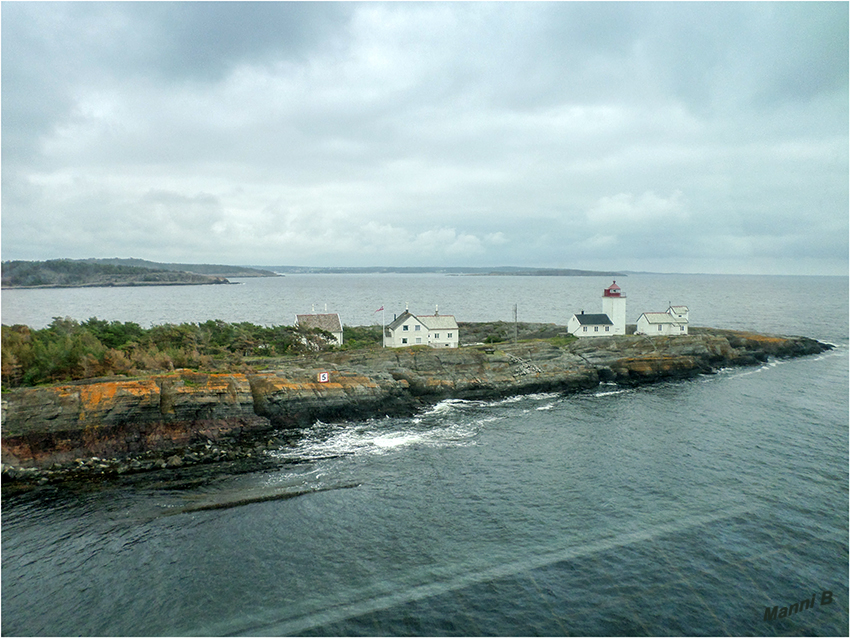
[457,321,573,345]
[338,325,383,350]
[1,318,340,388]
[1,318,574,389]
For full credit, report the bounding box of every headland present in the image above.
[0,327,832,485]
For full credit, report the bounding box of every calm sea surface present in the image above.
[2,275,848,636]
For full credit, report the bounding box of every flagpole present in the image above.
[376,305,386,347]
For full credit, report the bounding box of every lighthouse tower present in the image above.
[601,281,626,335]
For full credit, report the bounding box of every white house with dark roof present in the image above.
[385,310,459,348]
[635,306,689,336]
[568,311,615,337]
[295,313,344,345]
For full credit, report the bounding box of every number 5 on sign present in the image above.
[318,372,330,383]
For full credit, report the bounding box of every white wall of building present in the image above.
[385,315,428,347]
[426,329,458,348]
[601,296,627,335]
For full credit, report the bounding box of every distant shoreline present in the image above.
[1,280,237,290]
[268,266,627,276]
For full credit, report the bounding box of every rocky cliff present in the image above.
[1,328,831,480]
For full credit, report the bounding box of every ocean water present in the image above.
[1,274,848,636]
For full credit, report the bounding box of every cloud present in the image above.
[1,2,847,274]
[586,191,689,226]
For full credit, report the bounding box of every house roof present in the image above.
[668,305,689,313]
[638,312,686,325]
[296,313,342,333]
[572,313,613,326]
[386,310,420,331]
[386,311,458,332]
[417,314,458,330]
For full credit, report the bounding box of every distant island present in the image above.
[0,259,277,289]
[80,258,278,278]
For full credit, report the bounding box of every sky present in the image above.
[1,1,848,275]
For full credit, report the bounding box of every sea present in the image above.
[1,274,848,636]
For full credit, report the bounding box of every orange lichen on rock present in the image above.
[78,379,158,406]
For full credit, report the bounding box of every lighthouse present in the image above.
[601,281,626,335]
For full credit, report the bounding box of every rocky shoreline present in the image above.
[1,327,832,487]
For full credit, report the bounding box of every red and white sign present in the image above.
[318,372,330,383]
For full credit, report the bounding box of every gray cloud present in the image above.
[2,1,847,274]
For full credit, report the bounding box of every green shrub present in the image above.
[342,325,382,349]
[1,317,362,388]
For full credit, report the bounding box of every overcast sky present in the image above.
[2,1,847,275]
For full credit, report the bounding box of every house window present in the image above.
[582,326,587,332]
[415,325,421,331]
[434,333,440,339]
[594,326,599,332]
[403,325,409,331]
[447,332,452,338]
[605,326,610,332]
[680,326,685,331]
[416,337,422,344]
[658,325,662,331]
[402,338,408,344]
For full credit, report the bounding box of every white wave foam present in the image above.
[269,418,482,462]
[421,397,483,416]
[372,432,426,449]
[593,389,630,397]
[269,388,562,465]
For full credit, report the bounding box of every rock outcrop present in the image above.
[1,328,832,479]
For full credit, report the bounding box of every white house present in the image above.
[385,310,459,348]
[567,311,615,337]
[295,313,344,345]
[568,281,626,337]
[635,306,689,336]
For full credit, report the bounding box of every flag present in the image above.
[375,306,384,312]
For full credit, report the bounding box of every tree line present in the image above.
[1,318,382,388]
